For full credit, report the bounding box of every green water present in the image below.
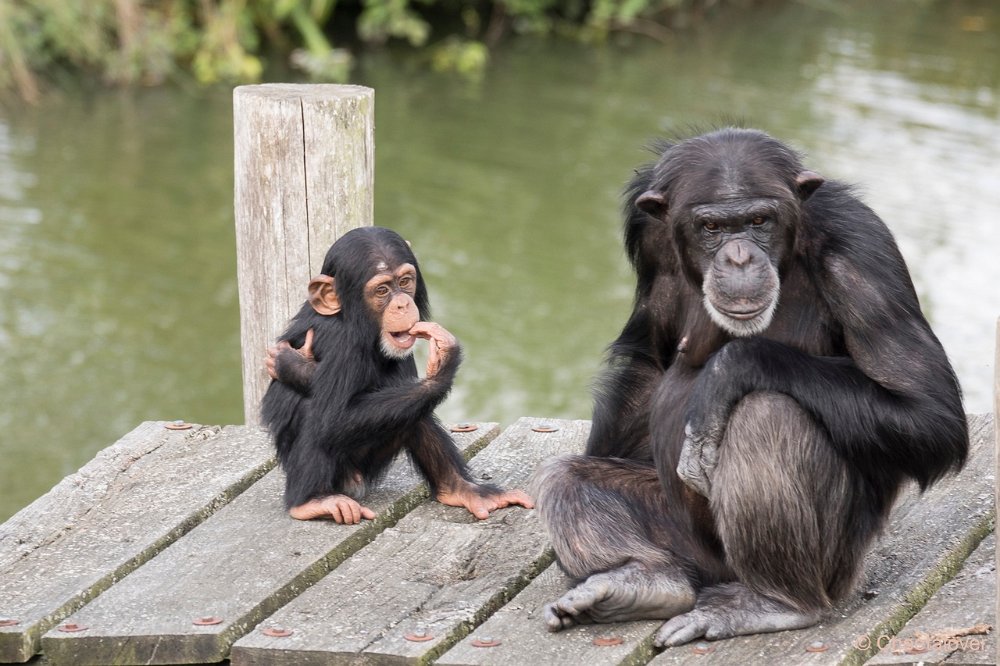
[1,2,998,521]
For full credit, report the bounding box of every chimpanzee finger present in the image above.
[502,489,535,509]
[425,337,442,377]
[408,322,457,349]
[328,501,346,524]
[300,329,314,357]
[345,499,361,524]
[472,504,490,520]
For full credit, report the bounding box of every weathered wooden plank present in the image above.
[234,83,374,425]
[229,417,590,666]
[645,413,995,666]
[39,424,498,665]
[0,422,274,663]
[864,534,995,665]
[438,563,660,666]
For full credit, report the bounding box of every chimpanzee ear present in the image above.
[636,190,668,219]
[308,275,341,316]
[796,171,825,201]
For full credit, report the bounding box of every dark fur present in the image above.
[260,226,478,510]
[536,128,967,644]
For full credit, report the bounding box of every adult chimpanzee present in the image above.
[534,128,967,646]
[262,226,533,524]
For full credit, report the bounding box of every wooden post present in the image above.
[234,84,374,425]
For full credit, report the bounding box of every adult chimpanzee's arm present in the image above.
[681,195,967,495]
[588,305,663,460]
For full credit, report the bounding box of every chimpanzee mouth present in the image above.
[704,292,778,338]
[719,304,770,321]
[388,330,416,349]
[380,330,417,360]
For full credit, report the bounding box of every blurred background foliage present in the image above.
[0,0,741,102]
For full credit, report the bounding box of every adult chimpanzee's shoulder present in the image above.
[801,179,921,321]
[801,180,899,256]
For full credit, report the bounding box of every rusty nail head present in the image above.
[262,626,293,638]
[805,641,829,653]
[471,636,501,648]
[58,623,87,633]
[193,616,223,626]
[0,619,19,627]
[532,424,559,433]
[166,420,193,430]
[692,641,714,655]
[450,423,478,433]
[404,628,434,642]
[593,635,624,646]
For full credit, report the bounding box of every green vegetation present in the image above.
[0,0,737,102]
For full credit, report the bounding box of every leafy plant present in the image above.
[0,0,735,102]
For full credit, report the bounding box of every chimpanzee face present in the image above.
[679,196,786,337]
[364,262,421,359]
[635,140,822,337]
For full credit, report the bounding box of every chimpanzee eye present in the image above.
[398,275,414,289]
[751,216,767,226]
[703,221,720,232]
[375,285,391,298]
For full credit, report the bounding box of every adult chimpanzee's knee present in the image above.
[533,455,673,579]
[712,391,868,611]
[533,455,697,632]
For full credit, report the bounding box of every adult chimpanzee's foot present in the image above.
[544,562,695,631]
[654,582,821,647]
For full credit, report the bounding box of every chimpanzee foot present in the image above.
[544,562,695,631]
[437,482,534,520]
[653,583,821,647]
[288,494,375,524]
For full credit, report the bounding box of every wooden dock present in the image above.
[1,85,996,665]
[0,414,994,665]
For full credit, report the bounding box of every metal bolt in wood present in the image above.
[592,635,624,646]
[532,424,559,433]
[57,623,87,633]
[404,628,434,642]
[805,640,829,653]
[261,626,293,637]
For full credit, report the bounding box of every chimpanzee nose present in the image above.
[723,241,751,267]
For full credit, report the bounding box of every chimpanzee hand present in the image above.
[288,493,376,524]
[436,481,535,520]
[677,422,721,498]
[408,322,458,378]
[677,349,738,498]
[266,329,316,392]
